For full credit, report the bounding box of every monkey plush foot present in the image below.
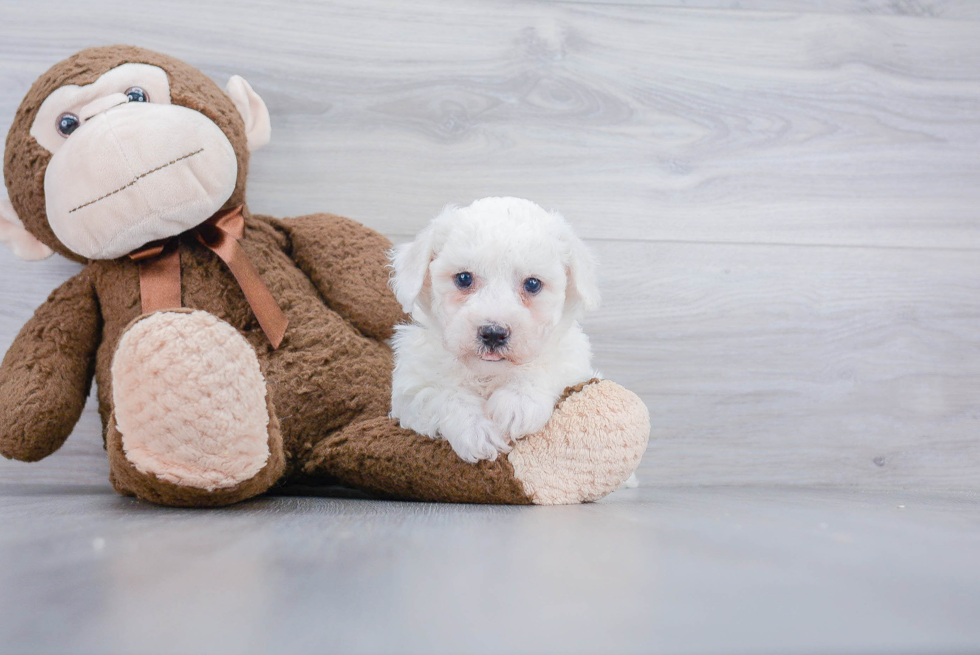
[106,309,285,507]
[302,379,648,505]
[507,379,649,504]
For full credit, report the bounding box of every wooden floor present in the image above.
[2,484,979,655]
[1,1,979,652]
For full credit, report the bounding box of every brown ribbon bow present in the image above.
[129,205,288,348]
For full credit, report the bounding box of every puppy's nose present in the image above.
[478,324,510,349]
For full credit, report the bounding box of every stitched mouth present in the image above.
[68,148,204,214]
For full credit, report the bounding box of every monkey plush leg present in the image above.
[302,379,649,505]
[107,310,285,507]
[302,417,534,504]
[506,379,650,504]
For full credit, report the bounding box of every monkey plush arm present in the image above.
[278,213,407,341]
[0,270,100,462]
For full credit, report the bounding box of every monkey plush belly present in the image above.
[88,224,394,470]
[181,221,396,471]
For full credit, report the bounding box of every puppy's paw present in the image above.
[488,387,555,440]
[441,413,511,463]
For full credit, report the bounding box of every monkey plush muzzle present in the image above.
[44,101,238,259]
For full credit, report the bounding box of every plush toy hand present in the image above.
[0,271,100,462]
[0,198,52,260]
[278,213,407,342]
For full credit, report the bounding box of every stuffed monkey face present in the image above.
[33,63,238,259]
[1,46,271,261]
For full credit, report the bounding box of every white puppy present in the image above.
[388,197,601,463]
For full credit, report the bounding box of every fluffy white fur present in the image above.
[389,197,601,463]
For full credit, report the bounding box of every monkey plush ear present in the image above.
[0,197,53,261]
[225,76,271,151]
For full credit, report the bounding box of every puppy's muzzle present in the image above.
[478,324,510,350]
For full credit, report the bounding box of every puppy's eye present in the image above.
[454,272,474,289]
[56,112,80,137]
[125,86,149,103]
[523,277,543,294]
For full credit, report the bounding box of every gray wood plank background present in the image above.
[1,0,977,490]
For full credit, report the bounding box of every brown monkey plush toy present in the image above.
[0,46,649,507]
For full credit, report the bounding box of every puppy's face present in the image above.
[429,223,567,367]
[392,197,600,371]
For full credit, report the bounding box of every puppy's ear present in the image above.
[390,209,449,314]
[560,217,601,312]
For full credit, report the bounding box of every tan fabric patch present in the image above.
[111,309,271,491]
[556,377,601,405]
[508,380,650,505]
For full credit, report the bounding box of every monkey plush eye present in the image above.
[454,272,474,289]
[56,112,80,137]
[125,87,149,103]
[523,277,542,294]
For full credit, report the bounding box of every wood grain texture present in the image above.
[548,0,980,21]
[0,0,977,490]
[590,240,980,488]
[1,486,979,655]
[2,0,980,248]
